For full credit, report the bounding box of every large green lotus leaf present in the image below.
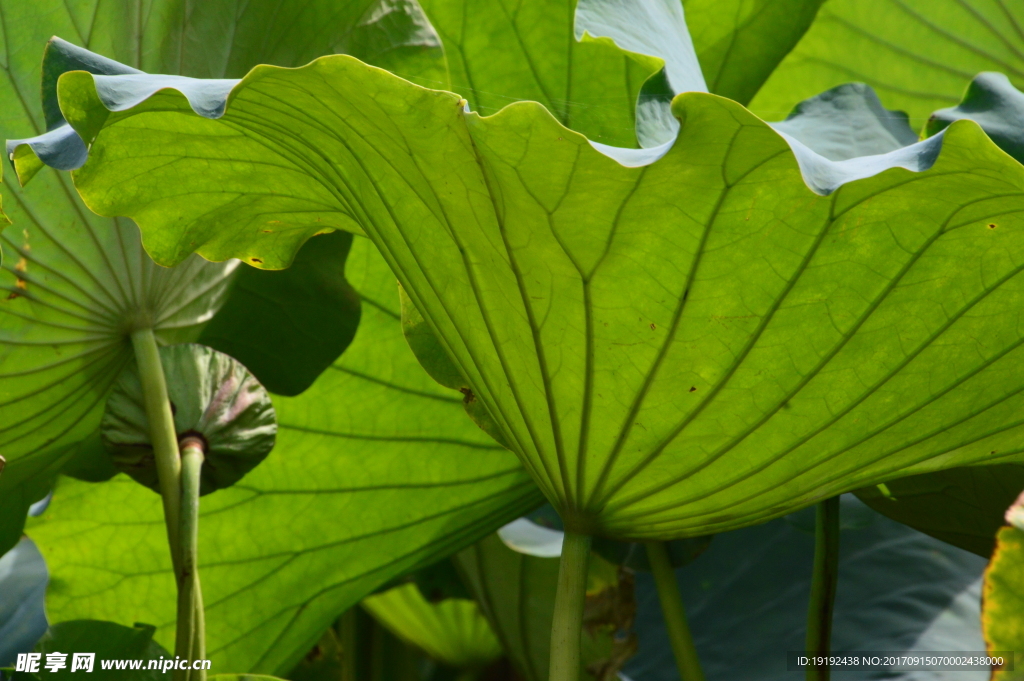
[454,533,635,681]
[750,0,1024,125]
[0,0,443,555]
[26,236,542,675]
[983,526,1024,680]
[683,0,825,105]
[39,52,1024,538]
[416,0,675,148]
[856,464,1024,558]
[361,583,502,669]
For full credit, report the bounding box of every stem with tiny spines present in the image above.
[806,496,840,681]
[175,438,206,681]
[130,328,182,573]
[645,541,705,681]
[548,531,591,681]
[131,329,205,679]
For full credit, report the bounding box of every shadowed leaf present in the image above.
[856,464,1024,557]
[199,232,361,396]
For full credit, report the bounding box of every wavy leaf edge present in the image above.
[12,47,1011,225]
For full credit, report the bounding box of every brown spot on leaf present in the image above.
[6,291,20,300]
[689,386,696,392]
[459,387,475,404]
[649,323,656,330]
[250,258,263,264]
[989,223,998,229]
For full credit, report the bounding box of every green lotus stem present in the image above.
[175,437,206,681]
[645,541,705,681]
[806,496,841,681]
[130,328,182,572]
[548,530,592,681]
[190,580,206,680]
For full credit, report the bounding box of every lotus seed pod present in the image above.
[102,343,276,495]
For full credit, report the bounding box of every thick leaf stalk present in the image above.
[805,497,840,681]
[176,436,207,681]
[645,541,705,681]
[549,531,591,681]
[130,329,182,571]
